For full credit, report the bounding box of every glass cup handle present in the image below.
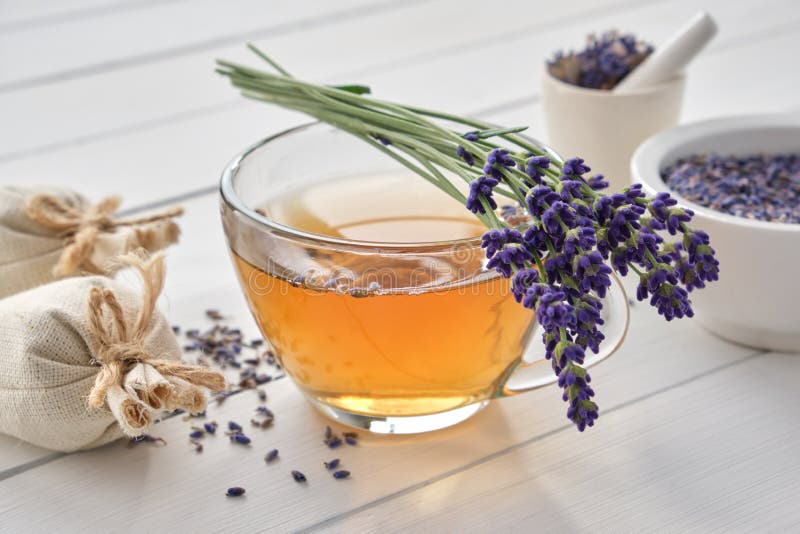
[498,274,630,397]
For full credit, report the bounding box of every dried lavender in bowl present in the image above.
[549,31,653,90]
[662,153,800,223]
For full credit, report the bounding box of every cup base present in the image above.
[307,397,490,434]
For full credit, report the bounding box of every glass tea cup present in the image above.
[220,123,629,434]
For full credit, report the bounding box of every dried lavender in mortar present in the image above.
[663,153,800,223]
[548,30,653,89]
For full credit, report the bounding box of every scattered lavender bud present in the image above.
[327,437,342,449]
[204,422,218,434]
[265,449,279,463]
[190,440,203,453]
[251,417,273,429]
[189,429,204,439]
[291,470,307,483]
[257,389,267,402]
[255,406,274,417]
[332,470,351,480]
[228,421,242,432]
[226,487,245,497]
[172,325,180,334]
[206,309,224,321]
[230,434,251,445]
[251,339,264,347]
[324,459,340,470]
[324,426,332,440]
[128,434,166,447]
[344,436,358,446]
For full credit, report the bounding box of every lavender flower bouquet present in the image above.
[216,45,719,432]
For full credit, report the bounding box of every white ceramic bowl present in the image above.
[631,114,800,352]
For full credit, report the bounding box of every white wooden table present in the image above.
[1,1,799,532]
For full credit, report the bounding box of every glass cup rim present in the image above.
[220,121,562,253]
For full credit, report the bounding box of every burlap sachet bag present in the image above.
[0,252,225,452]
[0,185,183,299]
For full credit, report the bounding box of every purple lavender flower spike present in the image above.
[483,148,516,179]
[527,185,561,218]
[487,245,533,277]
[525,155,551,184]
[456,145,475,166]
[535,288,575,330]
[587,174,609,190]
[466,175,499,214]
[511,268,540,303]
[562,157,591,178]
[481,229,505,258]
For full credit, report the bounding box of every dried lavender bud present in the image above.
[291,470,307,483]
[548,30,654,89]
[324,459,340,470]
[251,417,273,429]
[324,426,332,440]
[226,487,245,497]
[206,309,224,321]
[257,389,267,402]
[128,434,166,447]
[327,437,342,449]
[344,436,358,446]
[228,421,242,432]
[265,449,279,463]
[203,422,217,434]
[191,440,203,453]
[189,429,204,439]
[251,339,264,347]
[230,433,251,445]
[332,470,351,479]
[255,406,274,417]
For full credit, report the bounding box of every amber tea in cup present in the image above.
[220,124,628,433]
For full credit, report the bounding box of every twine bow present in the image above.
[85,251,225,411]
[25,193,184,277]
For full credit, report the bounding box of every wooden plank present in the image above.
[0,192,760,531]
[0,0,136,26]
[0,0,386,89]
[317,351,799,533]
[0,0,659,160]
